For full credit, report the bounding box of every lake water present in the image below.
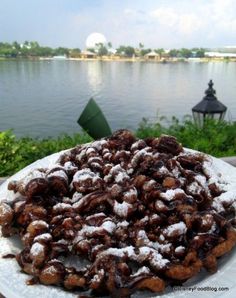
[0,60,235,138]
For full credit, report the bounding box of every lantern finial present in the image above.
[205,79,216,98]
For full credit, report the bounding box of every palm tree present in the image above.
[139,42,144,49]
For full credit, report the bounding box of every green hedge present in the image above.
[1,117,236,176]
[136,117,236,157]
[0,131,92,176]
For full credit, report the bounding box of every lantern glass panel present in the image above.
[193,111,203,127]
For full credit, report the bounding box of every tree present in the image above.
[23,41,30,47]
[195,48,205,58]
[169,49,179,57]
[98,45,108,56]
[179,48,192,58]
[155,48,165,57]
[0,42,18,57]
[53,47,69,56]
[30,41,39,48]
[139,42,144,49]
[37,47,53,57]
[116,45,126,55]
[107,42,112,48]
[87,48,96,53]
[95,43,108,56]
[116,46,135,57]
[140,48,151,56]
[12,41,20,50]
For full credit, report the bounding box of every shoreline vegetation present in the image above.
[1,41,236,62]
[2,57,236,63]
[1,117,236,176]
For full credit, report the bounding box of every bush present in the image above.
[0,130,92,176]
[136,117,236,157]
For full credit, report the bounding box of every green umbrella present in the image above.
[78,98,112,139]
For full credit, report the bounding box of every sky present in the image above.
[1,0,236,49]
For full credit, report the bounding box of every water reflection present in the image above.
[86,61,103,95]
[0,60,235,137]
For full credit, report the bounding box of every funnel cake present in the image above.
[0,130,236,297]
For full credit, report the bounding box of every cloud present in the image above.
[150,8,203,35]
[149,8,179,27]
[125,0,236,46]
[1,0,236,48]
[178,14,203,35]
[211,0,236,31]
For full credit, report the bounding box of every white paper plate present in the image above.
[0,149,236,298]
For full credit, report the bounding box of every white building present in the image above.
[205,51,236,58]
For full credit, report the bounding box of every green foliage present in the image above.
[169,49,178,57]
[0,41,207,60]
[140,48,151,56]
[116,46,135,57]
[0,42,18,58]
[96,43,108,56]
[0,117,236,176]
[139,43,144,49]
[179,48,192,58]
[195,48,205,58]
[167,48,206,58]
[87,48,96,53]
[155,48,165,56]
[0,131,92,176]
[136,117,236,157]
[0,41,80,58]
[53,47,69,56]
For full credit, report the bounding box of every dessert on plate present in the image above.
[0,130,236,297]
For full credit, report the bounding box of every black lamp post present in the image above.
[192,80,227,126]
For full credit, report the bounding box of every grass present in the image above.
[1,116,236,176]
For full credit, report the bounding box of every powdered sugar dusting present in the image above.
[113,201,132,217]
[72,168,101,183]
[138,246,169,269]
[175,246,185,253]
[104,165,130,184]
[187,182,202,195]
[34,233,52,242]
[71,192,83,203]
[75,219,116,240]
[53,203,71,212]
[123,187,138,199]
[131,148,152,167]
[160,188,185,201]
[63,161,78,172]
[47,170,68,181]
[212,190,236,212]
[102,246,135,258]
[164,222,187,237]
[117,220,129,228]
[42,265,58,276]
[137,230,171,253]
[101,220,116,234]
[131,266,150,277]
[23,170,46,186]
[30,242,44,256]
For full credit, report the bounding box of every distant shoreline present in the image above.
[1,56,236,63]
